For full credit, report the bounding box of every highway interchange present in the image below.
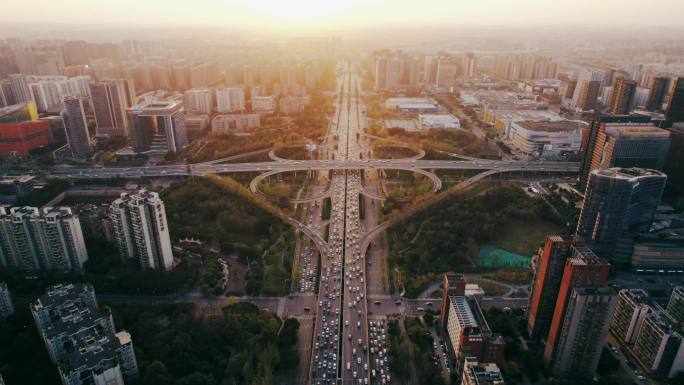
[12,64,584,385]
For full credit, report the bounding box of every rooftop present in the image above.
[593,167,666,180]
[33,283,94,310]
[419,114,460,128]
[515,119,586,132]
[605,125,671,139]
[464,358,506,385]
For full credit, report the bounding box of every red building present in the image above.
[0,120,51,156]
[528,235,584,339]
[543,246,610,363]
[441,274,506,373]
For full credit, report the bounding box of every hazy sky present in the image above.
[3,0,684,34]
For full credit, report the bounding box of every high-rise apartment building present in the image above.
[610,289,651,344]
[0,79,15,107]
[578,116,671,190]
[374,57,388,91]
[544,247,610,368]
[127,100,188,154]
[0,207,89,273]
[109,190,174,271]
[667,287,684,322]
[646,76,669,111]
[609,77,637,115]
[61,40,89,66]
[0,282,14,318]
[9,73,31,103]
[90,79,135,137]
[666,77,684,125]
[632,307,684,378]
[436,58,458,88]
[550,287,616,378]
[28,77,68,112]
[576,168,666,263]
[569,71,603,111]
[31,283,138,385]
[190,62,218,88]
[462,53,476,77]
[215,87,245,113]
[62,96,92,159]
[527,235,584,339]
[184,87,213,115]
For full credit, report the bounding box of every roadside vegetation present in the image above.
[111,302,299,385]
[388,318,448,385]
[163,176,295,296]
[386,184,561,297]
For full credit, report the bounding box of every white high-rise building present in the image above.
[67,75,92,98]
[110,190,174,271]
[216,86,245,113]
[184,87,214,114]
[0,207,89,272]
[28,78,67,112]
[571,70,604,108]
[9,73,32,103]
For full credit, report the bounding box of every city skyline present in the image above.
[1,2,684,385]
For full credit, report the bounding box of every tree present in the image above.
[176,372,216,385]
[143,361,173,385]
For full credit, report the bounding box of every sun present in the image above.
[243,0,363,23]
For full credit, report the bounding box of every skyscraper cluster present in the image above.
[493,54,558,82]
[528,236,614,380]
[558,65,683,116]
[31,283,139,385]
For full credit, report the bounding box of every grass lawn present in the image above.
[469,279,509,296]
[491,218,560,256]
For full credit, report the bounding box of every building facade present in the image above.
[109,190,174,271]
[127,100,188,154]
[578,116,670,190]
[527,235,584,339]
[543,246,611,372]
[90,79,135,137]
[0,207,89,273]
[62,96,92,159]
[184,87,213,115]
[576,168,666,264]
[610,289,651,344]
[550,287,616,378]
[0,282,14,318]
[211,114,260,132]
[609,77,637,115]
[215,87,245,113]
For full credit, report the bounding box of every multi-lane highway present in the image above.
[310,70,372,384]
[9,62,582,385]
